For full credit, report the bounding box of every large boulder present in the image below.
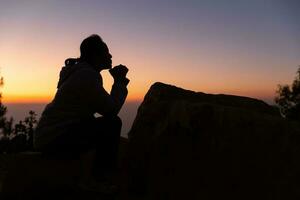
[128,82,300,200]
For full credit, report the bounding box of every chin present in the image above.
[100,64,112,70]
[107,63,113,69]
[106,65,112,69]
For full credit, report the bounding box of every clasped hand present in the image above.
[109,64,129,81]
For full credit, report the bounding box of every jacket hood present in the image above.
[57,62,92,89]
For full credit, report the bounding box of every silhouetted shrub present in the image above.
[275,66,300,121]
[0,75,38,153]
[0,111,38,153]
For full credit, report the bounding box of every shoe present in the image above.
[77,179,119,194]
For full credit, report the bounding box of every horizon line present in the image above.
[2,99,143,104]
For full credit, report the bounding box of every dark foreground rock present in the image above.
[0,137,129,200]
[128,82,300,200]
[1,82,299,200]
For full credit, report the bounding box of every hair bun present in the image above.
[65,58,79,66]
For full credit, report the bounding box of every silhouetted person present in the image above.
[33,34,129,193]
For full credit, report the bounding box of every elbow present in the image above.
[102,106,120,117]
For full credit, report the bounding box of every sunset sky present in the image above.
[0,0,299,104]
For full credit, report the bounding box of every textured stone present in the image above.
[128,82,300,200]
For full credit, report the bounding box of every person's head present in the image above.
[79,34,112,71]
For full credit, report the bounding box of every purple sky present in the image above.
[0,0,299,104]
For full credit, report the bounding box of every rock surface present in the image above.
[0,137,129,200]
[128,82,300,200]
[1,82,299,200]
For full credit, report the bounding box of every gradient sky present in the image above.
[0,0,299,104]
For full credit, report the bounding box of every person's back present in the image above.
[33,34,130,193]
[34,61,128,149]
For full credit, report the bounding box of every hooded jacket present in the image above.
[33,61,129,150]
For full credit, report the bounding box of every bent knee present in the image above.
[111,115,122,127]
[104,115,122,128]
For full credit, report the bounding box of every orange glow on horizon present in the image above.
[2,94,53,104]
[2,94,144,104]
[1,85,275,104]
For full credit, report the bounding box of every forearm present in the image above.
[109,78,130,114]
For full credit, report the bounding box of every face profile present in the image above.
[95,43,112,70]
[79,34,112,71]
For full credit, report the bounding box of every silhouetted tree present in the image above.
[0,76,11,153]
[24,110,37,150]
[0,76,10,138]
[9,111,38,152]
[0,73,38,153]
[275,66,300,120]
[14,121,27,135]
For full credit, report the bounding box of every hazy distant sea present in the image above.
[4,101,141,138]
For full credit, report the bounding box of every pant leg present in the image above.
[41,116,103,159]
[41,115,122,174]
[92,116,122,174]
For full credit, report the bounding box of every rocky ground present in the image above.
[1,82,299,200]
[0,138,131,200]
